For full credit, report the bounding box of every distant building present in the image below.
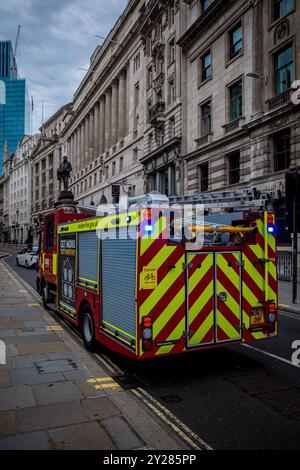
[9,134,40,244]
[0,40,30,175]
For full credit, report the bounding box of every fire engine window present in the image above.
[45,216,54,251]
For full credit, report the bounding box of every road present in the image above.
[4,254,300,450]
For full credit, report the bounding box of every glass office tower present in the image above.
[0,41,30,175]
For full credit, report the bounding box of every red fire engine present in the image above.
[37,189,278,359]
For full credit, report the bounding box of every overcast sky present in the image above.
[0,0,127,133]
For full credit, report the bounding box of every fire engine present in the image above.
[37,188,278,359]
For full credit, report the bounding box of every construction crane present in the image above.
[14,24,21,61]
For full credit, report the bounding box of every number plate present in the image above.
[251,309,265,326]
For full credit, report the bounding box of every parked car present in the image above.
[16,247,38,268]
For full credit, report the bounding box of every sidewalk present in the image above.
[278,280,300,315]
[0,260,185,450]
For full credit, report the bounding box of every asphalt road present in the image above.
[4,255,300,450]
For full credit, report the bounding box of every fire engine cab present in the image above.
[37,189,278,359]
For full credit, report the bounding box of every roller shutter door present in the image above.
[101,238,136,341]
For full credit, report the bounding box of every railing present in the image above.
[148,101,165,122]
[277,250,292,281]
[267,90,291,110]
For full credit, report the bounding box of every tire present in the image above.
[81,305,96,351]
[16,258,19,266]
[41,282,50,310]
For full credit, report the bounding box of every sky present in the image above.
[0,0,127,133]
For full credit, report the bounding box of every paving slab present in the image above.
[17,402,90,433]
[75,379,107,399]
[5,335,57,345]
[35,358,80,374]
[81,397,120,421]
[32,381,83,406]
[0,385,36,411]
[11,367,65,386]
[0,410,17,437]
[49,422,115,450]
[0,370,11,389]
[101,415,144,450]
[17,341,69,355]
[13,354,47,368]
[0,431,51,450]
[62,369,90,380]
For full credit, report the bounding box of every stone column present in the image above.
[118,70,126,141]
[99,96,105,155]
[77,127,81,175]
[70,134,74,174]
[89,109,94,162]
[81,121,85,170]
[252,0,264,117]
[85,115,89,167]
[105,89,111,151]
[94,102,99,158]
[111,80,118,146]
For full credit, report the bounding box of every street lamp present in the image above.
[246,73,268,85]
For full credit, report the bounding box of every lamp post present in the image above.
[246,72,268,85]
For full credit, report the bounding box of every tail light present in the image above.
[142,315,153,351]
[267,301,277,332]
[267,214,276,234]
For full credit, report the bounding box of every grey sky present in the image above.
[0,0,127,133]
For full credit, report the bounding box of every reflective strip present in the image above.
[52,254,57,275]
[187,253,214,347]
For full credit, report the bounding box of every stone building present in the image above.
[177,0,300,248]
[30,104,71,240]
[9,134,39,244]
[62,0,147,205]
[0,142,11,243]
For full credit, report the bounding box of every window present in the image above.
[229,22,243,60]
[42,158,46,170]
[147,66,152,88]
[119,156,123,172]
[201,51,212,82]
[228,152,240,184]
[148,133,153,152]
[132,149,138,164]
[168,76,176,104]
[169,37,175,64]
[199,163,209,192]
[169,116,175,139]
[201,0,213,12]
[274,0,294,20]
[274,45,294,95]
[170,4,175,24]
[156,125,165,146]
[134,82,140,108]
[201,100,212,136]
[273,129,290,172]
[229,80,243,121]
[112,161,116,176]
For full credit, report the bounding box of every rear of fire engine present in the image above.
[37,192,278,360]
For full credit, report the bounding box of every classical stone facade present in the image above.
[178,0,300,246]
[30,104,70,240]
[8,134,39,244]
[62,1,147,205]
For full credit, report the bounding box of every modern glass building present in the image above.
[0,40,30,175]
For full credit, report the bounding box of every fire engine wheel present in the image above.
[41,282,50,310]
[81,306,95,351]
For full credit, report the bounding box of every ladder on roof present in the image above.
[169,187,280,211]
